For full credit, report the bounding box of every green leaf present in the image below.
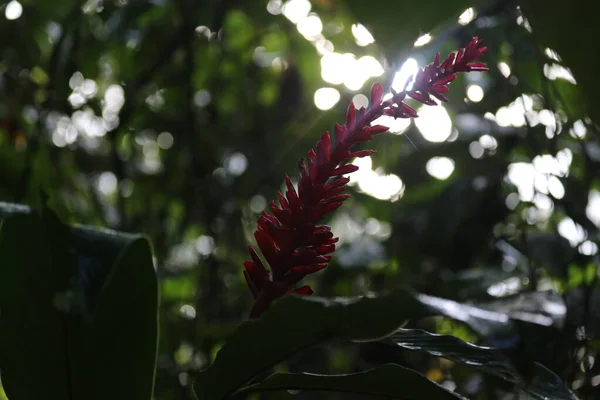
[0,203,158,400]
[384,328,577,400]
[520,0,600,125]
[240,363,465,399]
[68,227,159,399]
[0,211,71,399]
[192,287,565,399]
[192,290,417,399]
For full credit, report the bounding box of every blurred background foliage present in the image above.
[0,0,599,398]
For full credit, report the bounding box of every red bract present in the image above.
[244,37,489,318]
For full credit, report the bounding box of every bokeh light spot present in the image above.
[314,87,340,110]
[98,172,118,195]
[195,235,216,256]
[497,62,511,77]
[458,8,476,25]
[347,157,404,201]
[414,105,452,142]
[558,218,586,246]
[392,58,419,92]
[281,0,311,24]
[426,157,455,180]
[467,85,484,102]
[297,14,322,39]
[5,0,23,20]
[224,152,248,176]
[414,33,432,47]
[351,23,375,46]
[157,132,174,149]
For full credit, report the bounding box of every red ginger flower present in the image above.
[244,37,489,318]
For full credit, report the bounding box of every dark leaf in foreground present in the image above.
[240,363,465,399]
[193,288,571,399]
[383,328,577,400]
[0,203,158,400]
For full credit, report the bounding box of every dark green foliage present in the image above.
[241,364,466,399]
[194,290,573,399]
[1,0,599,399]
[0,203,158,399]
[386,329,576,399]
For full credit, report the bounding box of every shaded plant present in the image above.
[243,37,489,318]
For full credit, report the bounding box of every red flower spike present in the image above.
[316,132,331,164]
[431,92,449,103]
[346,103,356,130]
[326,176,350,188]
[247,245,264,267]
[431,85,450,94]
[243,269,260,297]
[408,92,430,104]
[367,125,389,135]
[455,48,465,65]
[317,201,345,215]
[435,74,457,86]
[371,83,384,105]
[334,123,347,143]
[284,176,300,211]
[243,37,489,318]
[293,286,313,295]
[357,107,367,126]
[401,103,419,117]
[441,52,456,71]
[349,149,377,158]
[331,164,359,176]
[321,193,351,204]
[466,62,489,72]
[270,201,292,225]
[351,129,374,143]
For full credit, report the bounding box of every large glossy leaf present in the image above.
[0,210,71,399]
[192,289,419,399]
[0,203,158,400]
[192,287,566,399]
[240,363,465,399]
[520,0,600,125]
[67,227,159,399]
[383,328,577,400]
